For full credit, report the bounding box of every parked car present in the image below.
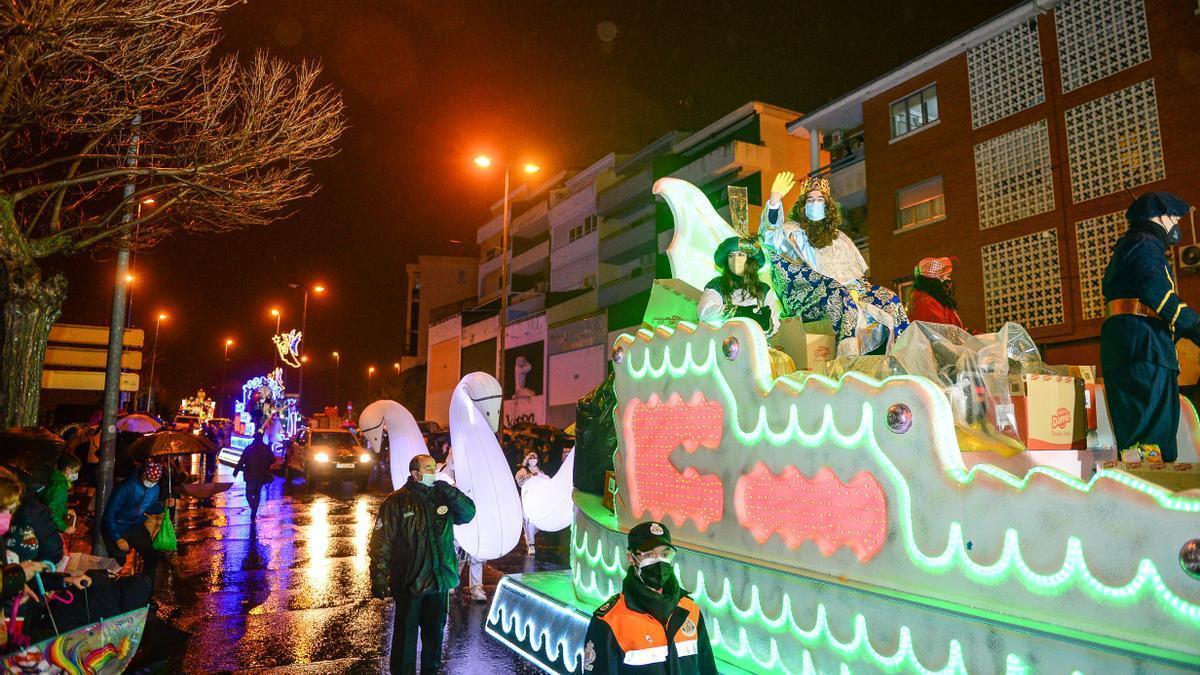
[283,427,372,489]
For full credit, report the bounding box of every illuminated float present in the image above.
[486,178,1200,673]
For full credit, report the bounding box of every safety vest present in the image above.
[597,594,702,667]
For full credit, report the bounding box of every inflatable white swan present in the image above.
[450,372,522,560]
[520,449,575,532]
[358,399,428,490]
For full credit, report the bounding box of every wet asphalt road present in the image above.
[146,465,561,673]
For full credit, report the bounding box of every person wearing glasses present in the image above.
[582,521,717,674]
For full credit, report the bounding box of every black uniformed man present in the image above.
[369,454,475,675]
[582,521,717,674]
[1101,192,1199,463]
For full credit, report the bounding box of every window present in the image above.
[895,177,945,230]
[890,84,938,138]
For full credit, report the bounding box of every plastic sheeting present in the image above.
[573,364,618,496]
[871,321,1053,455]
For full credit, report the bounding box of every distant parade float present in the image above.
[486,177,1200,673]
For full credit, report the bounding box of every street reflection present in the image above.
[353,495,371,573]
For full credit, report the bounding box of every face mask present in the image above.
[1167,225,1181,246]
[420,472,436,487]
[728,254,746,276]
[143,480,158,489]
[66,473,79,483]
[0,512,10,535]
[804,201,826,222]
[526,459,538,468]
[637,561,673,590]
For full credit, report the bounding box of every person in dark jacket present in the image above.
[369,454,475,675]
[583,521,717,675]
[0,468,48,603]
[1101,192,1199,463]
[4,491,64,566]
[233,431,275,520]
[101,463,173,589]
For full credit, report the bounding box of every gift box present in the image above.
[768,318,836,372]
[1009,374,1087,450]
[643,279,701,328]
[1099,460,1200,491]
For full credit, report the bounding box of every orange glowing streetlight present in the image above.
[146,311,168,412]
[474,154,544,430]
[393,362,401,374]
[124,273,135,284]
[367,365,376,399]
[220,337,235,417]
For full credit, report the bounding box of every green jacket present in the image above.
[38,469,71,532]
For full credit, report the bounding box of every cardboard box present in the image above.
[643,279,701,329]
[768,318,836,371]
[1099,460,1200,491]
[1009,374,1087,450]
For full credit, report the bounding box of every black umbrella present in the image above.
[122,430,216,462]
[0,427,65,487]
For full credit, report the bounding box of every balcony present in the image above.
[599,215,655,266]
[669,140,770,189]
[599,268,653,308]
[597,165,654,217]
[511,238,549,276]
[547,289,599,326]
[813,154,866,209]
[511,200,548,238]
[509,289,546,320]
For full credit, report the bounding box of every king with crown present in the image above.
[759,171,908,354]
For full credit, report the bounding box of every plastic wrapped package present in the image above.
[824,355,908,380]
[890,321,1048,456]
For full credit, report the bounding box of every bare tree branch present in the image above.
[0,0,346,262]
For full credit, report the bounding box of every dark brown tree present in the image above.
[0,0,345,426]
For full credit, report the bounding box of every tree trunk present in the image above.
[0,197,67,428]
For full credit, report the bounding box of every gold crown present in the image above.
[799,174,831,195]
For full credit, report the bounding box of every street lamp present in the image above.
[331,351,341,413]
[393,362,400,374]
[220,338,234,417]
[270,307,281,368]
[473,155,540,432]
[288,282,326,415]
[367,366,376,400]
[146,312,167,413]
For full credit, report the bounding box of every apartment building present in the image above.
[791,0,1200,367]
[402,255,477,364]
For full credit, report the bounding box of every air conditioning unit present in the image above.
[1181,244,1200,270]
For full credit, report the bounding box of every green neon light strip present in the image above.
[620,334,1200,625]
[571,529,991,675]
[486,575,588,673]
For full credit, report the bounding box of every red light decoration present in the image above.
[624,392,725,531]
[735,462,887,562]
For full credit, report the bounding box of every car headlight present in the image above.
[314,451,330,463]
[359,452,372,463]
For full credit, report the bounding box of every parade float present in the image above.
[486,178,1200,673]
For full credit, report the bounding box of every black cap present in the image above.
[627,521,674,552]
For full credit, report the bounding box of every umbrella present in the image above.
[178,482,233,499]
[0,427,65,486]
[122,430,216,462]
[116,413,161,434]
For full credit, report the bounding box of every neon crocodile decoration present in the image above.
[607,317,1200,666]
[485,177,1200,674]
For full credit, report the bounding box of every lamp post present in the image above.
[331,351,341,414]
[393,362,401,375]
[220,338,234,417]
[473,155,539,432]
[146,312,167,413]
[289,283,325,415]
[270,307,281,369]
[367,366,375,401]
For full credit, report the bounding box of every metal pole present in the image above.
[497,165,510,434]
[147,316,161,413]
[333,353,340,414]
[94,113,140,555]
[220,342,230,417]
[273,313,280,370]
[298,290,308,413]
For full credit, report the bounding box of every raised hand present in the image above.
[769,171,797,203]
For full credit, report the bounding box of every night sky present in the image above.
[54,0,1014,415]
